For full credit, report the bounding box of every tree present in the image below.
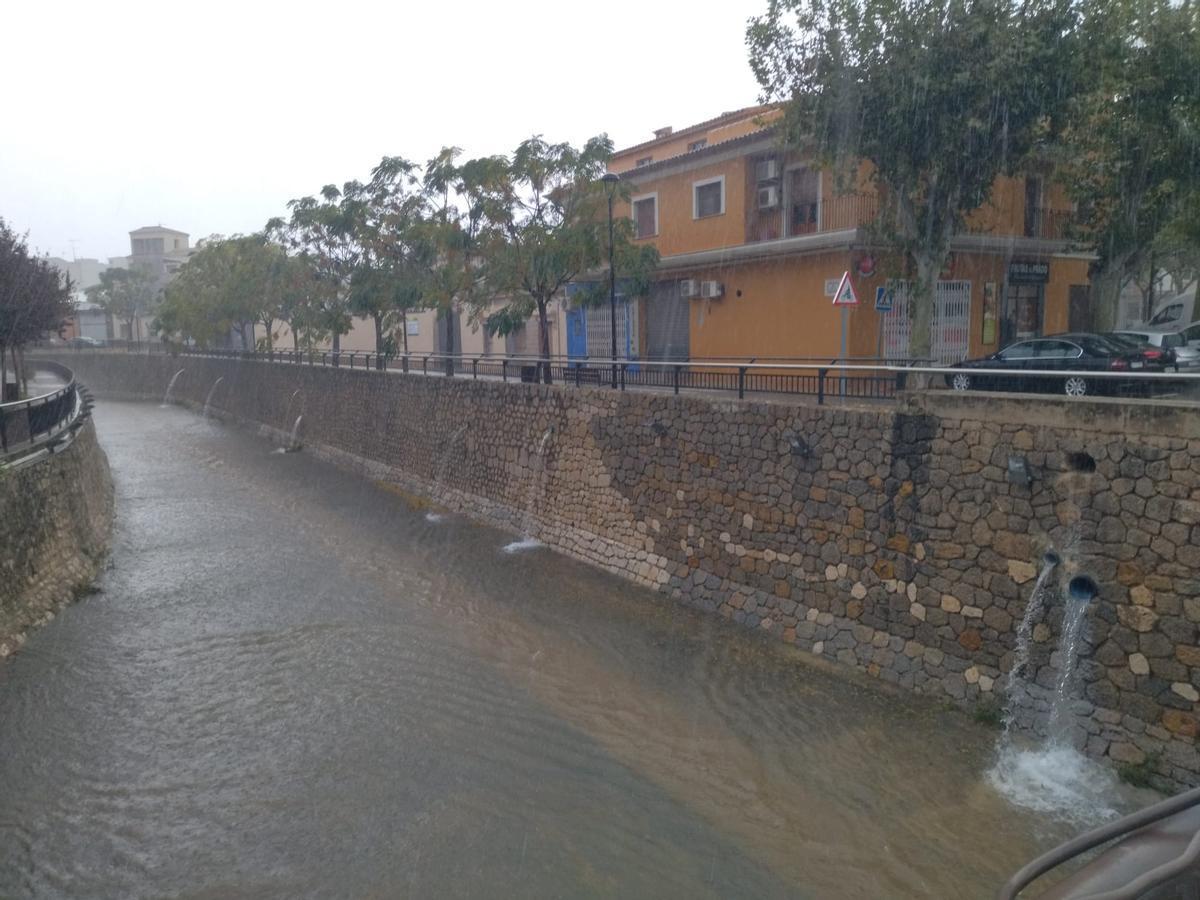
[155,235,282,349]
[747,0,1079,357]
[480,135,658,382]
[274,253,327,351]
[351,155,430,355]
[270,182,370,355]
[417,148,509,371]
[1054,0,1200,330]
[87,264,160,344]
[0,218,72,398]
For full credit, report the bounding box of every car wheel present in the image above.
[951,372,971,391]
[1064,375,1089,397]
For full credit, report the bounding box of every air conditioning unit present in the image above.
[755,159,779,182]
[700,280,724,300]
[757,185,780,210]
[679,279,700,299]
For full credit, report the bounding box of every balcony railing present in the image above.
[747,192,879,243]
[1024,205,1076,240]
[966,206,1077,241]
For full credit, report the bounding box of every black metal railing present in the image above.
[136,346,921,404]
[0,362,83,460]
[53,343,1200,406]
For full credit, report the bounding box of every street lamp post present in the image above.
[602,172,620,388]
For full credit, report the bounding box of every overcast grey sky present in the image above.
[2,0,765,261]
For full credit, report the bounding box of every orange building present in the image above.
[599,106,1094,364]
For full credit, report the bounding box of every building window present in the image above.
[636,156,653,168]
[787,166,820,236]
[632,193,658,239]
[692,176,725,219]
[688,138,707,152]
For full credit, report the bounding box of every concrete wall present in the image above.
[59,352,1200,787]
[0,420,114,657]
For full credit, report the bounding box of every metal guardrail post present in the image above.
[620,363,626,391]
[472,358,478,379]
[673,364,681,395]
[422,357,428,377]
[738,366,747,399]
[574,364,581,388]
[818,368,827,405]
[501,360,508,382]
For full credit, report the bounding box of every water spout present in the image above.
[990,562,1117,824]
[426,423,469,523]
[162,368,185,406]
[203,377,224,418]
[285,415,303,452]
[1001,553,1060,731]
[1067,575,1098,604]
[283,389,303,430]
[503,426,554,552]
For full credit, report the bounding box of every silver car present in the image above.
[1114,327,1200,371]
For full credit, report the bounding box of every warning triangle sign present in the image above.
[831,271,859,306]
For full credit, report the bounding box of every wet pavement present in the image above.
[0,401,1132,898]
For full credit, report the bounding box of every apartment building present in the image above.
[598,106,1092,364]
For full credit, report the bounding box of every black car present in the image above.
[946,333,1172,397]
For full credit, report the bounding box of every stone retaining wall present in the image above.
[57,352,1200,787]
[0,420,114,656]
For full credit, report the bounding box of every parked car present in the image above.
[1112,328,1200,371]
[69,336,106,349]
[1102,332,1178,368]
[946,333,1173,397]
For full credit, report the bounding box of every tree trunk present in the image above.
[444,306,455,376]
[537,298,552,384]
[374,313,384,355]
[292,325,300,352]
[401,311,409,354]
[332,331,340,353]
[1090,263,1127,332]
[15,345,27,398]
[1,346,12,403]
[909,252,937,361]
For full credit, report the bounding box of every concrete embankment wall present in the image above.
[0,420,114,656]
[60,352,1200,786]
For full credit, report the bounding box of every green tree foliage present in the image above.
[416,148,509,364]
[156,235,293,349]
[1055,0,1200,329]
[747,0,1077,356]
[86,263,160,344]
[270,182,372,353]
[353,156,432,354]
[0,218,72,397]
[273,253,327,351]
[480,135,658,381]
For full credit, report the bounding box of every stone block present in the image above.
[1118,605,1159,633]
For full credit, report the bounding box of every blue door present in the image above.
[566,306,588,362]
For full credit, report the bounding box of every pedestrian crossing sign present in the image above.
[831,271,858,306]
